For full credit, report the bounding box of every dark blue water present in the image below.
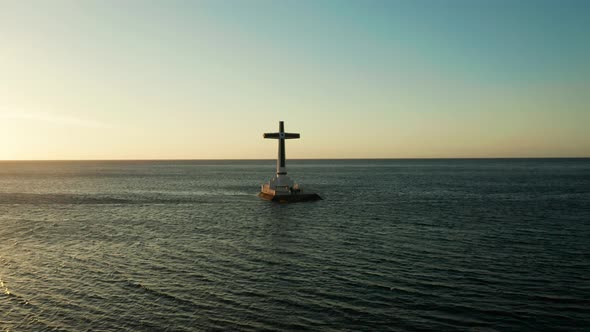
[1,159,589,331]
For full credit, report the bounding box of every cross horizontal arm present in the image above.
[263,132,300,139]
[263,133,280,139]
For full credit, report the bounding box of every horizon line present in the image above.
[0,157,589,162]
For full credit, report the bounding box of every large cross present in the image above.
[264,121,300,175]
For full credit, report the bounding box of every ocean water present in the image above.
[1,159,589,331]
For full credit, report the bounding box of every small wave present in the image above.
[0,193,221,205]
[121,280,204,311]
[0,193,132,205]
[0,278,32,307]
[0,277,12,295]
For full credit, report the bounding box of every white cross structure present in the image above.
[263,121,300,176]
[259,121,321,202]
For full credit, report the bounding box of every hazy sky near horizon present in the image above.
[1,0,589,159]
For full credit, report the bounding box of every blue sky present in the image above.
[1,0,588,159]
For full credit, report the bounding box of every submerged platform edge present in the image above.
[258,192,322,203]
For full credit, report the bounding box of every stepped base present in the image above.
[258,191,322,203]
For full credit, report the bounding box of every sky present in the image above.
[1,0,589,159]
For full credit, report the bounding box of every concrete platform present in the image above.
[258,191,322,203]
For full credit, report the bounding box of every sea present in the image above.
[0,159,589,331]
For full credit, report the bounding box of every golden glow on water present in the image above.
[0,278,11,295]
